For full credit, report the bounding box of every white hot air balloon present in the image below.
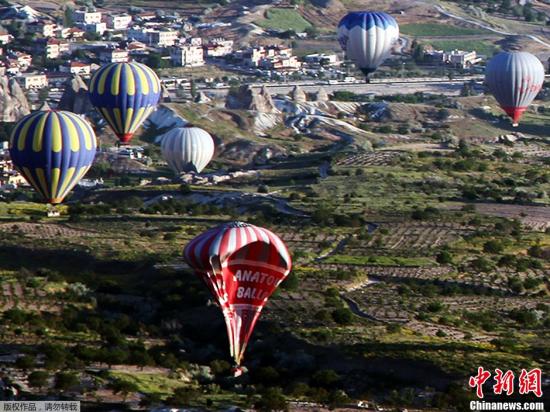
[338,11,399,81]
[160,125,215,174]
[485,51,545,127]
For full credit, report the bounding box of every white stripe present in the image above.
[221,259,289,274]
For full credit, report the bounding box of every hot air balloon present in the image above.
[160,125,215,175]
[183,222,292,373]
[9,110,97,204]
[485,51,544,127]
[89,62,161,144]
[338,11,399,80]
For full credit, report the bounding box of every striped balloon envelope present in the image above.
[183,221,292,370]
[485,51,545,126]
[9,110,97,204]
[338,11,399,78]
[88,62,161,144]
[160,125,215,175]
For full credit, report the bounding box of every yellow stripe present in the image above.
[51,113,62,152]
[100,108,119,134]
[50,167,61,199]
[16,113,40,151]
[22,167,45,198]
[124,108,134,132]
[125,64,135,96]
[74,115,94,150]
[57,167,76,200]
[129,107,146,133]
[143,64,159,94]
[35,168,51,199]
[110,64,122,96]
[59,112,79,151]
[59,166,89,200]
[32,112,48,152]
[136,64,149,95]
[98,65,112,95]
[113,108,123,133]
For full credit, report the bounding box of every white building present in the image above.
[44,39,70,59]
[17,73,48,89]
[60,61,91,76]
[128,27,179,47]
[204,38,233,58]
[170,44,204,67]
[73,10,102,24]
[107,14,132,30]
[99,48,129,63]
[0,31,11,45]
[303,53,339,66]
[425,49,481,68]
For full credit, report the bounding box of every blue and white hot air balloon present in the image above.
[338,11,399,80]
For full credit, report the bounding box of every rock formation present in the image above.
[315,87,329,102]
[225,85,277,113]
[58,74,93,114]
[0,76,30,122]
[290,85,307,104]
[194,91,211,104]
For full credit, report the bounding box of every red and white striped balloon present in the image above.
[183,221,292,368]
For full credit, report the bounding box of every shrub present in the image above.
[331,308,353,325]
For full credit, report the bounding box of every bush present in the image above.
[331,308,353,325]
[254,387,287,412]
[28,371,50,388]
[436,250,453,265]
[312,369,340,387]
[483,240,504,254]
[55,372,79,391]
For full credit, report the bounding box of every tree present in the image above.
[109,379,139,401]
[483,240,504,254]
[28,371,50,389]
[55,372,79,391]
[436,250,453,265]
[331,308,353,325]
[167,387,199,405]
[305,26,319,39]
[254,387,288,412]
[312,369,340,387]
[16,355,35,370]
[412,41,425,63]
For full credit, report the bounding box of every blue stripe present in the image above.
[338,11,397,31]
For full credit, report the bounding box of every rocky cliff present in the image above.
[58,74,93,114]
[0,76,30,122]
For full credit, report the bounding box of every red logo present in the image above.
[469,368,543,399]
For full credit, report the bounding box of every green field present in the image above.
[257,8,312,32]
[400,23,488,36]
[425,39,499,56]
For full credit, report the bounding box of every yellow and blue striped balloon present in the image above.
[9,110,97,205]
[88,62,161,144]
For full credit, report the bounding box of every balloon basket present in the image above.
[512,123,519,128]
[46,205,60,218]
[231,366,244,378]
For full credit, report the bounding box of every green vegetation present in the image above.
[257,8,312,32]
[400,23,488,36]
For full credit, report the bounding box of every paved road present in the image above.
[201,79,467,97]
[432,3,550,49]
